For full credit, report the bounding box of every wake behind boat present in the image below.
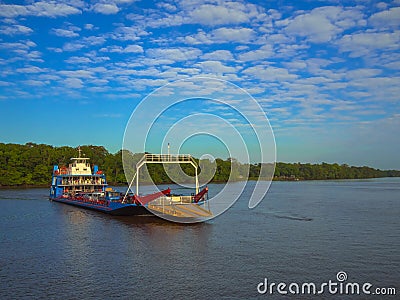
[49,148,212,218]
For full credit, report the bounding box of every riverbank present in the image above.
[2,143,400,187]
[2,175,400,189]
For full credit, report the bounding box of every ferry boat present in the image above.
[49,148,212,218]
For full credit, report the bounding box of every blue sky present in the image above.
[0,0,399,169]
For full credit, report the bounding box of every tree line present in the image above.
[0,142,399,187]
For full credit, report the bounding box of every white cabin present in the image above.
[69,157,92,175]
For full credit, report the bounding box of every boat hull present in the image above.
[51,197,154,216]
[108,205,152,216]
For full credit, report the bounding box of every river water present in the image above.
[0,178,399,299]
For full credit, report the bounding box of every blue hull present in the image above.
[51,197,153,216]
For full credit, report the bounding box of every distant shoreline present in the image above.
[1,143,400,187]
[1,176,399,190]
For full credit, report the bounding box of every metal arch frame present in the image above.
[135,154,199,196]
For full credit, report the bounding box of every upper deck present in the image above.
[69,157,92,175]
[53,147,103,177]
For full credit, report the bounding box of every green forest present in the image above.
[0,142,399,187]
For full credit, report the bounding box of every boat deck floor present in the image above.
[148,203,212,218]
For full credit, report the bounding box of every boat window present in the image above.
[108,192,120,198]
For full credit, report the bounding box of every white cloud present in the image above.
[16,66,46,73]
[51,28,79,38]
[110,26,148,41]
[47,47,63,53]
[376,2,388,9]
[196,61,236,74]
[156,2,177,12]
[31,2,81,17]
[100,45,143,53]
[237,44,273,61]
[243,65,298,82]
[0,2,81,18]
[0,80,12,87]
[100,46,119,53]
[286,9,340,43]
[211,27,255,43]
[0,40,43,64]
[348,77,400,95]
[384,61,400,70]
[62,35,106,51]
[83,36,106,46]
[92,3,119,15]
[235,45,249,51]
[184,30,213,45]
[129,78,169,90]
[337,31,400,57]
[38,74,61,81]
[87,66,108,73]
[285,6,365,43]
[345,68,382,80]
[129,1,263,29]
[65,56,93,64]
[84,24,94,30]
[201,50,234,61]
[284,61,307,71]
[114,0,138,4]
[23,79,47,86]
[146,47,202,63]
[0,4,28,18]
[0,25,33,35]
[63,42,85,52]
[190,4,249,26]
[124,45,144,53]
[369,7,400,29]
[59,70,93,79]
[144,14,186,28]
[162,67,201,77]
[64,78,83,88]
[134,58,175,66]
[186,27,256,44]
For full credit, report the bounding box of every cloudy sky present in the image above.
[0,0,399,169]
